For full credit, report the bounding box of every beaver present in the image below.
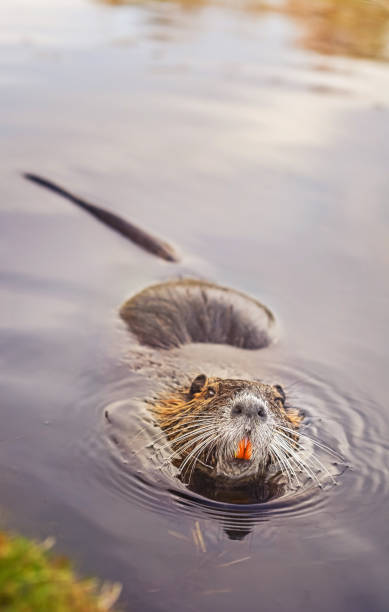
[24,173,306,495]
[152,374,302,484]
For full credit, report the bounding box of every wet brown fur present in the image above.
[152,377,302,471]
[24,172,304,487]
[120,279,275,350]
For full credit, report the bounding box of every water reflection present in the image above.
[98,0,389,61]
[180,467,287,505]
[2,0,389,608]
[278,0,389,61]
[101,0,206,7]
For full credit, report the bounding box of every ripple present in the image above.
[255,360,389,519]
[74,355,388,533]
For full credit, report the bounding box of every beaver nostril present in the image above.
[232,405,243,416]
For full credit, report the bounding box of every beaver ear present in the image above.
[273,384,286,403]
[189,374,207,397]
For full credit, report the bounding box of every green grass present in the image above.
[0,531,121,612]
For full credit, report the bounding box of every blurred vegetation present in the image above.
[99,0,389,61]
[0,531,121,612]
[275,0,389,61]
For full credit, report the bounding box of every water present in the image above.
[1,0,389,610]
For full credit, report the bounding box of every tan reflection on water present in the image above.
[101,0,206,7]
[98,0,389,61]
[276,0,389,61]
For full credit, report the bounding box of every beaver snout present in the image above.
[231,403,267,420]
[230,392,268,423]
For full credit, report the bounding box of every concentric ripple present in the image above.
[73,347,389,533]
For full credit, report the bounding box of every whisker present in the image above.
[163,428,218,466]
[186,434,222,483]
[276,430,337,486]
[157,425,216,454]
[269,447,293,486]
[274,433,320,485]
[271,441,300,486]
[133,418,216,455]
[180,432,220,480]
[285,436,337,484]
[188,429,226,474]
[277,424,342,460]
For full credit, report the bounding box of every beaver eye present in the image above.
[206,388,216,398]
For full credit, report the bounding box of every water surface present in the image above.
[1,1,389,610]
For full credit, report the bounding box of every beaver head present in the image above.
[153,375,302,484]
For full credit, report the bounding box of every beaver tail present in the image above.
[23,173,178,263]
[120,279,277,350]
[23,175,276,350]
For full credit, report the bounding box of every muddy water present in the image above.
[1,0,389,610]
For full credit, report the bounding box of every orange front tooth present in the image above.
[235,438,252,460]
[244,439,252,460]
[235,438,246,459]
